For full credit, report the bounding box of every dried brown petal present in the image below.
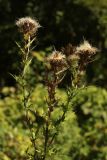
[76,40,98,55]
[46,51,66,66]
[16,17,41,36]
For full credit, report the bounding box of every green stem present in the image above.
[21,35,38,158]
[26,35,30,61]
[43,121,49,160]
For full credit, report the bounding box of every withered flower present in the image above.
[76,40,98,55]
[16,17,40,36]
[76,40,98,71]
[46,51,66,67]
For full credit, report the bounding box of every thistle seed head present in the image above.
[16,17,41,36]
[76,40,98,55]
[46,51,66,67]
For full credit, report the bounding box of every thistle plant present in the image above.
[15,17,42,159]
[43,51,68,159]
[15,16,98,160]
[63,41,98,87]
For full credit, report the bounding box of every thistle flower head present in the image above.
[46,51,66,66]
[76,40,98,55]
[16,17,40,36]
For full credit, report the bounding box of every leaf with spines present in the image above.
[15,41,25,55]
[26,37,36,49]
[23,58,32,76]
[9,73,19,82]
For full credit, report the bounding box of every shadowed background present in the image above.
[0,0,107,87]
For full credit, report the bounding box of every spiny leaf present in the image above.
[23,58,32,75]
[56,68,68,75]
[26,37,36,48]
[15,41,25,54]
[9,73,19,81]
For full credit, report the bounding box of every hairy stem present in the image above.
[43,68,58,160]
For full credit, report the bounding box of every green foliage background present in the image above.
[1,85,107,160]
[0,0,107,159]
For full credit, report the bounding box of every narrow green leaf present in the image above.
[15,41,25,54]
[23,58,32,75]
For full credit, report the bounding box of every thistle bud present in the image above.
[67,54,80,68]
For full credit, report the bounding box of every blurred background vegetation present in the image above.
[0,0,107,159]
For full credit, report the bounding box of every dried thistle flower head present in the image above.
[46,51,66,66]
[16,17,41,36]
[76,40,98,55]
